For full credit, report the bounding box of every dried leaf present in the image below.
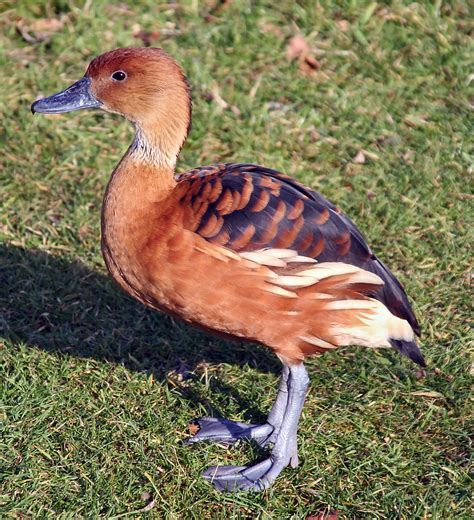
[361,149,379,161]
[353,150,366,164]
[403,114,430,128]
[249,75,262,99]
[229,105,241,116]
[30,18,63,32]
[16,17,63,44]
[286,34,310,61]
[210,85,229,109]
[209,84,241,115]
[402,149,415,164]
[409,391,445,399]
[188,422,200,435]
[140,491,152,502]
[336,20,350,32]
[378,8,406,23]
[138,494,156,513]
[415,369,427,379]
[309,126,321,141]
[286,34,321,77]
[16,23,45,44]
[393,56,403,69]
[300,54,321,76]
[133,29,160,47]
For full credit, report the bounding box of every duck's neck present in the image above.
[101,84,191,257]
[105,80,192,214]
[129,80,191,171]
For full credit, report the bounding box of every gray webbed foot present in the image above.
[202,439,299,492]
[186,364,309,493]
[185,417,274,446]
[186,366,290,448]
[202,457,276,492]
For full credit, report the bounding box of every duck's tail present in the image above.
[389,338,426,367]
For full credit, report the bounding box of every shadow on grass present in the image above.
[0,244,280,420]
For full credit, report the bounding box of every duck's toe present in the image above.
[202,453,295,492]
[185,417,274,446]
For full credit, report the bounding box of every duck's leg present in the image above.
[202,363,309,492]
[185,366,290,447]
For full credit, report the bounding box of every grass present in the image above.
[0,0,472,517]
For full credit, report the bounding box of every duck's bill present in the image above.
[31,77,101,114]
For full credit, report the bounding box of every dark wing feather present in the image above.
[176,163,420,335]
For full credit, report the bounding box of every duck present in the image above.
[31,47,424,493]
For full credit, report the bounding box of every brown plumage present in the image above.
[31,47,425,492]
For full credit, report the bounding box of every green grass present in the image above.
[0,0,472,517]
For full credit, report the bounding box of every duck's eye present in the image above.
[111,70,127,81]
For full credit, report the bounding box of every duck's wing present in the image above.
[175,163,420,336]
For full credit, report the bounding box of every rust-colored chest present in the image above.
[100,159,181,311]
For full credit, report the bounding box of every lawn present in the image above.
[0,0,472,518]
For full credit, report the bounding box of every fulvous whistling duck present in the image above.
[32,48,424,492]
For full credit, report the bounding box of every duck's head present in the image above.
[32,48,191,166]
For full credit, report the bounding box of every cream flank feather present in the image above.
[237,247,415,351]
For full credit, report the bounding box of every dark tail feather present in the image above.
[390,339,426,367]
